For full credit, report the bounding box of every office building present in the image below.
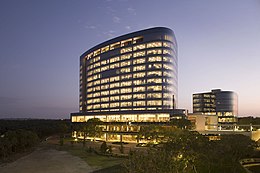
[71,27,178,123]
[193,89,238,124]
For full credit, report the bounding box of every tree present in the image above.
[81,118,103,147]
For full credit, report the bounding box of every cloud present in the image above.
[127,7,136,15]
[84,25,97,29]
[113,16,121,23]
[103,30,116,38]
[125,26,131,30]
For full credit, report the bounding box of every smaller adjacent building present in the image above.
[193,89,238,124]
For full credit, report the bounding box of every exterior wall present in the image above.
[79,27,177,114]
[188,113,218,131]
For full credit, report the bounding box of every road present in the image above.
[0,147,93,173]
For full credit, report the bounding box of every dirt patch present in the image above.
[0,147,93,173]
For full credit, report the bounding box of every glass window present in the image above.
[121,47,132,54]
[121,54,132,60]
[133,101,146,106]
[147,85,162,91]
[148,56,162,62]
[133,58,145,64]
[121,88,132,94]
[133,94,145,99]
[133,51,146,57]
[147,100,162,106]
[121,60,131,67]
[146,42,162,48]
[121,94,132,100]
[133,72,145,78]
[133,65,146,71]
[133,44,145,51]
[133,86,145,92]
[147,49,162,55]
[101,46,110,53]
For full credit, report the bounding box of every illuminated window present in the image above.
[110,82,120,88]
[133,44,145,51]
[87,82,93,87]
[147,100,162,106]
[133,51,145,57]
[120,67,131,73]
[93,68,100,74]
[87,93,93,98]
[121,88,132,94]
[101,46,109,53]
[147,71,162,76]
[133,86,145,92]
[110,76,120,82]
[133,37,144,44]
[101,90,109,96]
[121,54,132,60]
[133,101,145,106]
[148,56,162,62]
[110,42,120,50]
[93,86,100,91]
[93,98,100,103]
[163,93,170,98]
[147,42,162,48]
[87,87,93,92]
[101,103,109,108]
[163,71,171,77]
[93,62,100,68]
[93,80,100,86]
[133,65,145,71]
[110,96,120,101]
[133,58,145,64]
[147,85,162,91]
[121,74,132,80]
[110,56,120,63]
[120,102,132,107]
[121,81,132,87]
[87,52,93,60]
[148,63,162,69]
[121,94,132,100]
[147,49,162,55]
[147,93,162,98]
[87,99,93,104]
[101,84,109,90]
[121,47,132,54]
[110,63,120,69]
[133,79,146,85]
[163,42,173,48]
[110,102,120,108]
[121,39,132,47]
[133,72,145,78]
[101,97,109,102]
[163,64,173,70]
[133,94,145,99]
[94,49,101,56]
[93,92,100,97]
[121,60,131,67]
[163,49,173,55]
[87,70,93,76]
[110,89,120,95]
[87,105,93,109]
[101,65,109,72]
[147,78,162,84]
[101,78,110,84]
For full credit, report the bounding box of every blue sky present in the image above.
[0,0,260,119]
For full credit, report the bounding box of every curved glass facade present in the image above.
[79,27,178,113]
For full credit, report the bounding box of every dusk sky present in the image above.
[0,0,260,119]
